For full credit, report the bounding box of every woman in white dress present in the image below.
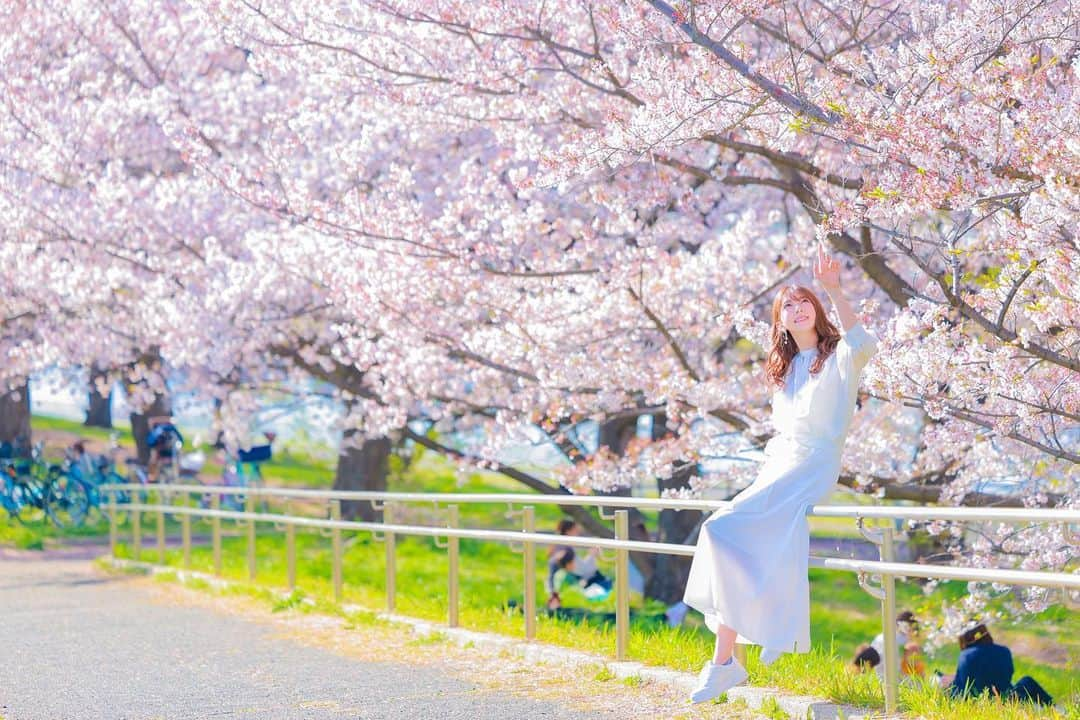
[685,245,878,703]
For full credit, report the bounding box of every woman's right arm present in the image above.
[814,243,860,331]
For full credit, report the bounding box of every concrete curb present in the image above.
[104,557,885,720]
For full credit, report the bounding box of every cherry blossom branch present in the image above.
[881,393,1080,465]
[886,234,1079,373]
[701,133,864,190]
[626,285,699,383]
[646,0,841,124]
[236,0,516,96]
[996,259,1041,332]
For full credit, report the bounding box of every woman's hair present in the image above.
[556,518,576,535]
[765,285,841,387]
[852,644,881,669]
[548,518,577,558]
[958,622,993,649]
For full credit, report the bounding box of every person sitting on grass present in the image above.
[938,621,1053,705]
[901,642,926,680]
[871,609,918,667]
[545,518,612,609]
[851,644,881,674]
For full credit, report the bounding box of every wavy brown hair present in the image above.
[765,285,841,387]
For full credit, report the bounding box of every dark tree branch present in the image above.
[646,0,840,124]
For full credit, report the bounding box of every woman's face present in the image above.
[779,293,816,335]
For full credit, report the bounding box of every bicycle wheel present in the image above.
[45,473,90,528]
[89,471,125,522]
[9,480,48,524]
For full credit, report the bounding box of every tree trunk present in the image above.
[596,416,656,584]
[645,462,703,604]
[0,383,31,454]
[130,393,172,465]
[643,415,704,604]
[334,431,391,521]
[85,365,113,429]
[127,351,172,465]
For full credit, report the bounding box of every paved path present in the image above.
[0,553,599,720]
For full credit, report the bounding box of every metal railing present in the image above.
[101,483,1080,712]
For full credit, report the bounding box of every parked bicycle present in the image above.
[64,439,129,521]
[2,447,50,525]
[1,440,89,528]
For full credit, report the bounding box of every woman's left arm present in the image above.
[813,243,858,330]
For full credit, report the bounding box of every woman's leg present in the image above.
[691,621,749,703]
[712,623,738,664]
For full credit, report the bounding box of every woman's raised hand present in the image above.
[813,242,842,293]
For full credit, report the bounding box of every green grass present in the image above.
[272,589,309,613]
[29,414,136,444]
[591,664,616,682]
[900,676,1079,720]
[408,631,449,646]
[0,513,113,550]
[760,696,790,720]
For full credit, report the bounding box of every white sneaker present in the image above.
[690,658,748,703]
[759,648,783,666]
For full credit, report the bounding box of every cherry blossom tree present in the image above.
[1,0,1076,612]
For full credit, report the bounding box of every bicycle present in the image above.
[2,456,49,525]
[200,434,274,512]
[1,441,89,528]
[64,439,127,522]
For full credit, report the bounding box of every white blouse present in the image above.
[770,324,877,451]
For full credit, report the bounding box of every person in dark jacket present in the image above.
[942,622,1053,705]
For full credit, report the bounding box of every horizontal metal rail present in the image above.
[105,484,1079,714]
[120,501,1080,590]
[102,484,1080,524]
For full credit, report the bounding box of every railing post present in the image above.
[108,489,118,558]
[523,506,536,641]
[615,510,630,661]
[181,503,191,570]
[246,494,257,581]
[211,494,222,576]
[385,502,396,613]
[881,526,899,713]
[447,505,460,628]
[132,498,142,562]
[331,500,343,603]
[156,488,167,564]
[286,520,297,592]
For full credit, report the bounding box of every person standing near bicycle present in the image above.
[145,416,183,483]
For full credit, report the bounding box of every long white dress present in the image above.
[684,323,877,654]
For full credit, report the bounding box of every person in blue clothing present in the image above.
[544,519,612,609]
[145,417,184,482]
[941,622,1053,705]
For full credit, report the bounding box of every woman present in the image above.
[685,244,877,703]
[940,622,1053,705]
[851,644,882,674]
